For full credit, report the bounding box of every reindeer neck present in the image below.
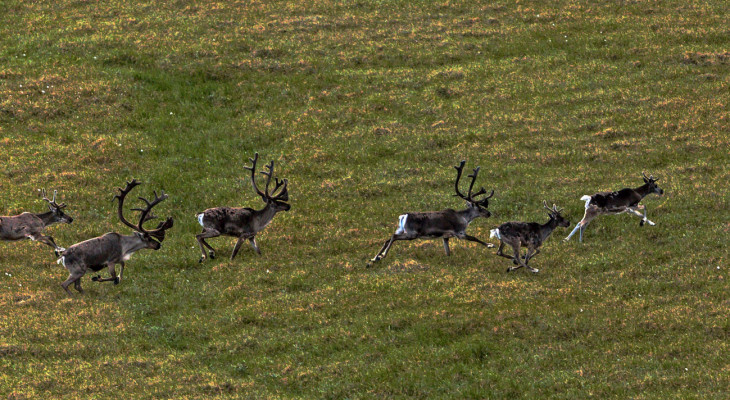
[455,206,482,226]
[252,202,280,231]
[539,218,559,242]
[34,211,56,226]
[633,182,653,199]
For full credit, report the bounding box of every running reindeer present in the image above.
[490,201,570,273]
[369,160,494,265]
[564,172,664,242]
[0,189,73,255]
[56,180,173,295]
[196,152,290,263]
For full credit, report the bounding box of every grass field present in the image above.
[1,0,728,398]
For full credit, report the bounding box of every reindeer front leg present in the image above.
[443,238,450,256]
[29,233,64,254]
[92,262,121,284]
[231,235,249,260]
[629,205,655,226]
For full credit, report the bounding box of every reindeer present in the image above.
[490,202,570,273]
[56,180,173,295]
[196,153,290,263]
[369,160,494,264]
[564,172,664,242]
[0,189,73,255]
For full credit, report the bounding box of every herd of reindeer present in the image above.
[0,153,664,295]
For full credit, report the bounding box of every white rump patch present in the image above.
[490,228,501,240]
[395,214,408,235]
[197,213,205,227]
[56,256,65,267]
[580,195,592,209]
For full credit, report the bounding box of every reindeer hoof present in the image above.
[506,267,512,273]
[209,252,215,259]
[113,277,120,285]
[199,257,205,263]
[640,220,645,227]
[91,276,100,282]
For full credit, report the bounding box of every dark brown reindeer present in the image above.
[196,153,290,263]
[564,172,664,242]
[490,202,570,273]
[0,189,73,255]
[369,160,494,265]
[56,180,173,295]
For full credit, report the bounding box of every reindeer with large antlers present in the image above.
[0,189,73,255]
[369,160,494,265]
[564,172,664,242]
[196,152,290,262]
[490,202,570,273]
[56,180,173,295]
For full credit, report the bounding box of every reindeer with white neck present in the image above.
[369,160,494,264]
[564,172,664,242]
[0,189,73,255]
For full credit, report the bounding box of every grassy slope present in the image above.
[1,0,728,398]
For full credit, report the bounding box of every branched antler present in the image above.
[114,180,173,240]
[543,200,563,215]
[454,160,494,205]
[244,153,289,203]
[41,189,66,209]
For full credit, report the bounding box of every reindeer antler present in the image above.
[244,153,289,203]
[454,160,494,204]
[114,180,173,240]
[40,189,66,209]
[543,201,563,215]
[642,171,658,181]
[114,179,144,232]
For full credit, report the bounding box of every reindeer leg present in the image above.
[29,234,63,254]
[249,237,261,255]
[443,238,451,256]
[523,248,539,273]
[61,271,84,296]
[371,234,413,263]
[370,239,391,263]
[196,228,220,262]
[629,205,655,226]
[462,234,495,248]
[507,243,529,272]
[92,262,120,284]
[118,262,124,284]
[231,236,247,260]
[74,277,84,293]
[496,242,516,260]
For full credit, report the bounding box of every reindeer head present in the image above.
[40,189,73,224]
[544,201,570,228]
[641,172,664,196]
[454,160,494,218]
[244,153,291,212]
[114,179,174,249]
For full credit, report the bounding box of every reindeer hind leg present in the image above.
[196,228,220,262]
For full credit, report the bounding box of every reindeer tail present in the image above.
[489,228,501,240]
[196,213,205,227]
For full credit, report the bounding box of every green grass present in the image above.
[1,0,728,398]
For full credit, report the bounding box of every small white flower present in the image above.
[580,309,583,312]
[170,112,173,115]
